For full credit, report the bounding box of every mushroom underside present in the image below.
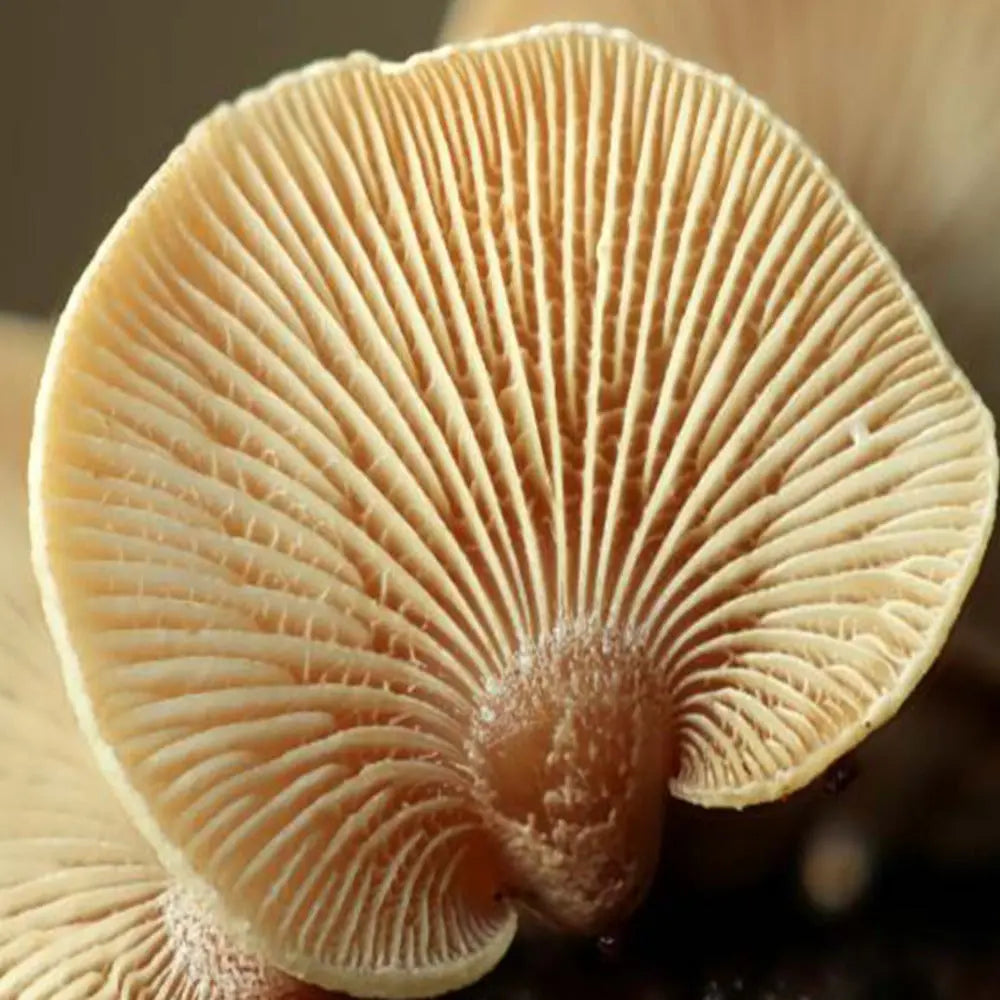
[27,23,997,996]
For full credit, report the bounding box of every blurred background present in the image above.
[0,1,450,318]
[2,2,999,998]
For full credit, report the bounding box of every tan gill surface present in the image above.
[0,472,317,999]
[29,24,996,996]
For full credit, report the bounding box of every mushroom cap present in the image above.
[442,0,1000,665]
[29,23,996,995]
[0,473,316,1000]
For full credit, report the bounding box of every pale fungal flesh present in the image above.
[441,0,1000,329]
[28,24,997,997]
[0,475,316,1000]
[441,0,1000,665]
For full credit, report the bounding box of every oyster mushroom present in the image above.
[441,0,1000,665]
[0,472,320,1000]
[28,24,997,997]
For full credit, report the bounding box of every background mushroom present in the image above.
[440,0,1000,671]
[28,24,996,997]
[0,313,51,481]
[0,470,321,1000]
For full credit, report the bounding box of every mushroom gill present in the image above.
[441,0,1000,664]
[0,473,318,1000]
[28,24,996,997]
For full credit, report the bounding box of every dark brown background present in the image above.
[0,0,449,318]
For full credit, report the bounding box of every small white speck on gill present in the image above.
[848,413,871,448]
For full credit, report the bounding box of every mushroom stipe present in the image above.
[17,22,998,999]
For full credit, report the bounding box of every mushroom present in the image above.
[28,24,996,997]
[0,471,321,999]
[440,0,1000,668]
[0,313,51,479]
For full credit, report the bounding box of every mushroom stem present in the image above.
[468,619,671,935]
